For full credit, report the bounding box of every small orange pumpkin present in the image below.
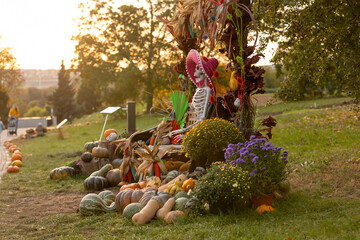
[120,183,141,192]
[7,166,20,173]
[13,149,21,154]
[139,181,147,189]
[104,129,117,139]
[92,147,109,158]
[182,178,194,192]
[256,205,275,215]
[12,160,22,167]
[11,154,22,162]
[164,210,185,224]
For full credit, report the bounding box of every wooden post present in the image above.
[56,119,68,140]
[127,101,136,134]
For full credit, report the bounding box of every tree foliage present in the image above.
[72,0,177,113]
[0,39,23,122]
[257,0,360,101]
[49,61,76,122]
[0,41,24,96]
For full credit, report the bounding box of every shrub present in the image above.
[224,136,289,196]
[192,162,251,213]
[24,106,49,117]
[182,118,243,170]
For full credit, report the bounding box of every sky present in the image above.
[0,0,274,70]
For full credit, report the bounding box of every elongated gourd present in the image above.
[90,164,113,177]
[79,193,116,216]
[132,199,160,225]
[158,174,187,192]
[156,197,175,220]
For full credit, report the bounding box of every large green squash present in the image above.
[79,193,116,216]
[98,190,116,205]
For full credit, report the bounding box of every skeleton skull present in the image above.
[194,65,206,83]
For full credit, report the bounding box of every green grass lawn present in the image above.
[0,97,359,239]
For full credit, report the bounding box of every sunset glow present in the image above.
[0,0,273,70]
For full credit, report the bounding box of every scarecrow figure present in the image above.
[168,49,218,137]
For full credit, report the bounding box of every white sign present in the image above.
[56,119,68,129]
[100,107,121,114]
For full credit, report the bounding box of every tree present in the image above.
[0,41,24,96]
[257,0,360,102]
[72,1,177,113]
[0,84,9,123]
[49,61,76,122]
[0,39,24,122]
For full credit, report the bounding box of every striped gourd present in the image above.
[79,193,116,216]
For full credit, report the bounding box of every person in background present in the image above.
[8,104,20,118]
[0,119,5,142]
[35,122,44,136]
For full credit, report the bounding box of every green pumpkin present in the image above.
[49,166,75,179]
[162,170,180,184]
[98,190,116,205]
[81,152,93,162]
[90,164,113,177]
[174,197,188,212]
[139,190,157,206]
[122,203,144,219]
[112,158,123,168]
[84,176,108,191]
[79,193,116,216]
[152,192,172,208]
[174,191,189,200]
[106,169,122,186]
[84,141,98,152]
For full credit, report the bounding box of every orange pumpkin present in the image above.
[120,183,141,192]
[164,210,185,224]
[256,205,275,215]
[182,178,194,192]
[139,181,147,189]
[11,154,22,162]
[7,166,20,173]
[13,149,21,154]
[104,129,117,139]
[92,147,109,158]
[12,160,22,167]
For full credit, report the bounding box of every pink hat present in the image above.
[186,49,218,92]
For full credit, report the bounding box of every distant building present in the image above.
[20,69,79,89]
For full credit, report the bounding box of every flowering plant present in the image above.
[192,162,251,213]
[224,136,289,196]
[182,118,243,168]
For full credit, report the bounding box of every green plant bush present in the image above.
[24,106,49,117]
[182,118,243,170]
[192,162,251,213]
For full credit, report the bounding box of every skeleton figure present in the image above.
[167,50,218,137]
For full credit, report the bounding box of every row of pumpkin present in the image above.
[3,141,23,173]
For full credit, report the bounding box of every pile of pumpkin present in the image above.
[3,141,23,173]
[79,163,197,225]
[49,129,120,180]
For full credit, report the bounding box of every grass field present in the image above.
[0,97,359,239]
